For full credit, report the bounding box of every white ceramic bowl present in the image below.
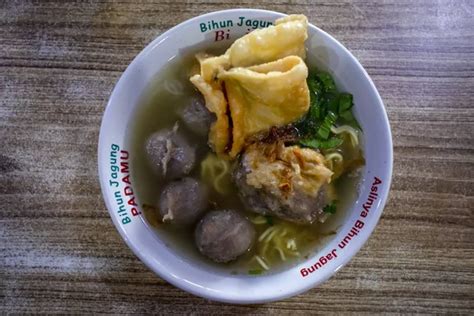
[98,9,393,304]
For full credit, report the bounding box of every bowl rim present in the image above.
[98,8,393,303]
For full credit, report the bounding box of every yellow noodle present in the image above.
[259,226,276,242]
[249,219,325,270]
[250,215,268,225]
[275,247,287,261]
[255,255,270,270]
[200,153,232,194]
[260,240,270,257]
[264,227,280,243]
[324,152,343,171]
[331,125,359,147]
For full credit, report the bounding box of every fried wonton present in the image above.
[234,142,334,224]
[190,14,309,158]
[244,142,333,201]
[189,75,229,156]
[220,56,309,157]
[228,14,308,68]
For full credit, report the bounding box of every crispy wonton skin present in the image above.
[189,75,230,156]
[190,14,309,158]
[220,56,309,157]
[228,15,308,68]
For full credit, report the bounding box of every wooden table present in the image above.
[1,0,473,314]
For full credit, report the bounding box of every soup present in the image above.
[127,15,364,275]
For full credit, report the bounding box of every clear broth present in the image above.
[126,53,361,276]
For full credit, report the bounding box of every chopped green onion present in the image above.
[298,138,320,149]
[338,93,353,113]
[248,269,263,275]
[340,110,355,122]
[265,215,274,226]
[299,137,343,150]
[296,70,361,151]
[307,75,323,99]
[326,93,339,114]
[340,111,361,130]
[323,201,337,214]
[317,111,337,139]
[320,137,344,149]
[316,72,336,92]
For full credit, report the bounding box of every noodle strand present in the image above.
[331,125,359,146]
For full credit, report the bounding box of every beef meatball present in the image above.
[159,177,209,225]
[234,164,329,224]
[233,143,332,224]
[145,124,196,179]
[195,210,255,263]
[180,97,214,137]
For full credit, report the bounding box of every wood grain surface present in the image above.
[1,0,473,314]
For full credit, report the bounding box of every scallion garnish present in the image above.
[295,70,361,150]
[323,201,337,214]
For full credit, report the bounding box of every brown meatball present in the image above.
[195,210,255,263]
[145,125,195,180]
[233,152,329,224]
[159,177,209,225]
[180,97,215,137]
